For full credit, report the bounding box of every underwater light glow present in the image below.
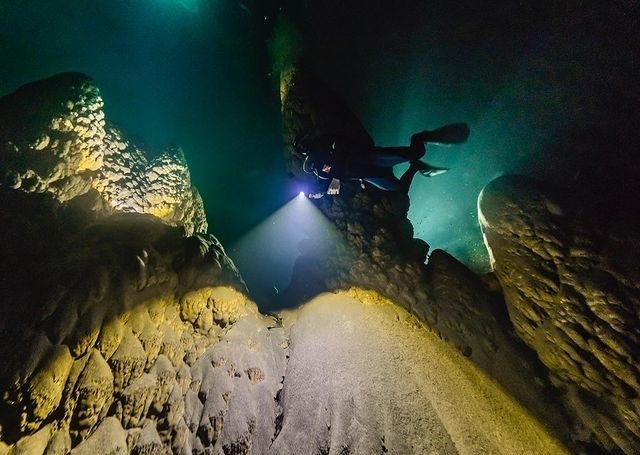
[228,193,339,311]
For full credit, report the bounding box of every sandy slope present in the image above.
[270,291,568,455]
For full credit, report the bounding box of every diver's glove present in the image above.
[327,178,341,195]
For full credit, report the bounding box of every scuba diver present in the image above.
[294,122,470,197]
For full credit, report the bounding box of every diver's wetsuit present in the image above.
[296,124,468,191]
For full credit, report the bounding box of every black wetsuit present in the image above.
[297,134,427,191]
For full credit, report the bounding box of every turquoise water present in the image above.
[0,0,287,246]
[172,0,201,13]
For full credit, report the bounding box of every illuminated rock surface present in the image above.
[0,185,247,452]
[479,175,640,454]
[0,184,568,454]
[0,73,207,236]
[279,64,575,443]
[272,291,566,455]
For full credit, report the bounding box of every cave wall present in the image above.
[278,64,580,447]
[0,75,288,454]
[479,175,640,453]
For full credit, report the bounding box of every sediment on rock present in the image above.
[0,74,261,453]
[0,182,281,453]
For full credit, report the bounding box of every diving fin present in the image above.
[418,164,449,177]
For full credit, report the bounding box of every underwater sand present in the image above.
[272,292,567,454]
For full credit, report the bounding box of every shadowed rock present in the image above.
[479,174,640,454]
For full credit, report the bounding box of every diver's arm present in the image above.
[307,172,332,199]
[327,178,341,195]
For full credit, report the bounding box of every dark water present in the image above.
[2,1,638,306]
[285,0,640,269]
[0,0,288,245]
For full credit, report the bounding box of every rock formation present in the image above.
[479,175,640,454]
[0,73,207,236]
[0,74,284,453]
[0,71,637,455]
[0,184,253,452]
[0,184,568,455]
[270,291,567,455]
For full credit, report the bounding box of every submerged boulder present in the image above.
[479,174,640,454]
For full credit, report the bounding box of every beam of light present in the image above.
[156,0,200,13]
[228,193,339,312]
[176,0,199,12]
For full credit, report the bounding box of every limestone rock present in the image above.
[159,324,185,369]
[7,424,53,455]
[137,319,163,370]
[21,345,74,433]
[2,70,629,455]
[278,64,437,316]
[269,292,567,455]
[43,429,71,455]
[131,421,167,455]
[0,73,104,202]
[479,175,640,454]
[0,74,266,454]
[0,178,243,446]
[70,417,128,455]
[148,355,176,414]
[0,73,206,235]
[118,374,158,429]
[279,65,374,179]
[71,349,114,440]
[422,249,574,437]
[96,315,127,362]
[108,330,147,393]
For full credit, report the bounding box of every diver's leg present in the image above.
[361,161,447,192]
[363,177,402,191]
[399,160,450,189]
[368,123,470,166]
[355,164,403,191]
[368,146,421,164]
[411,122,470,147]
[353,163,391,178]
[399,161,424,190]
